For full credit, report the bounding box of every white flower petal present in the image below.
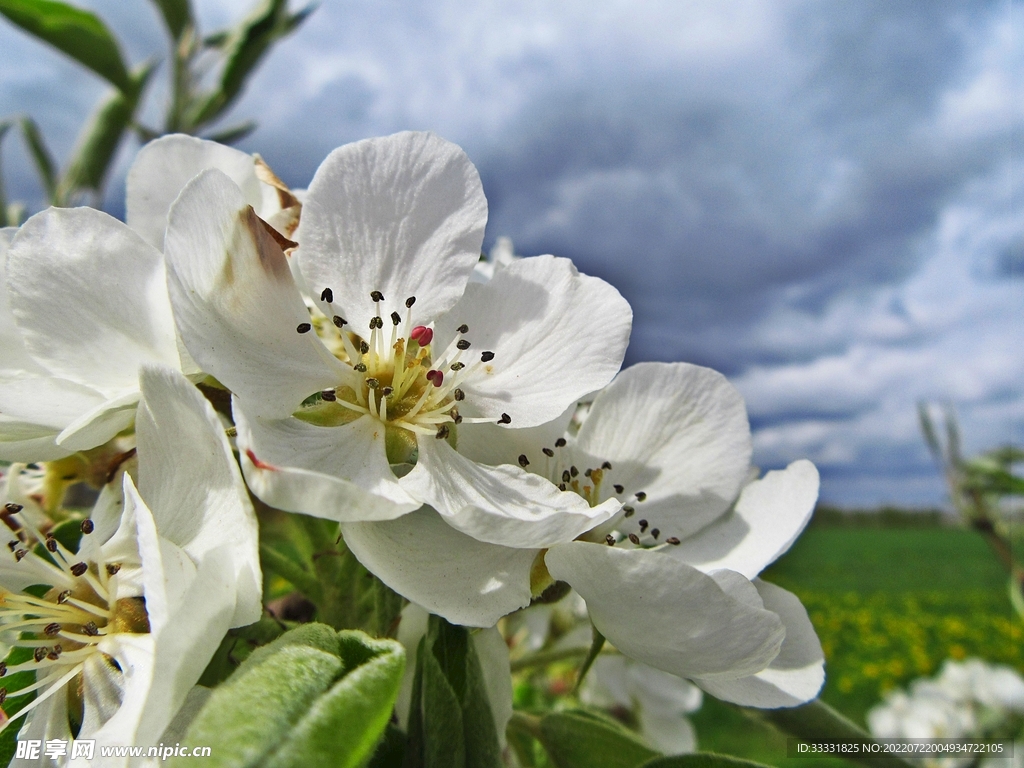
[235,399,418,520]
[7,207,179,396]
[545,542,784,680]
[55,390,140,452]
[0,375,106,429]
[639,711,697,755]
[402,437,620,548]
[164,169,343,418]
[297,131,486,331]
[453,405,575,467]
[434,255,631,427]
[576,362,752,540]
[668,460,820,579]
[693,580,825,708]
[79,651,126,738]
[127,134,266,250]
[0,227,47,377]
[342,507,535,627]
[0,416,68,462]
[136,366,262,626]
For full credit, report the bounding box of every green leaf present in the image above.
[573,624,605,691]
[174,624,404,768]
[0,119,11,227]
[403,617,503,768]
[0,646,38,765]
[0,0,132,92]
[641,755,775,768]
[537,709,660,768]
[367,722,406,768]
[260,542,323,603]
[149,0,193,42]
[756,699,917,768]
[59,63,154,201]
[18,116,57,202]
[189,0,314,129]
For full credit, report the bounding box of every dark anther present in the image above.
[450,362,465,371]
[623,506,635,517]
[562,470,571,483]
[371,290,385,302]
[613,484,624,494]
[453,388,465,401]
[0,662,6,677]
[602,461,612,470]
[359,341,370,354]
[7,541,16,551]
[480,351,494,362]
[628,533,640,545]
[451,409,463,424]
[542,448,554,457]
[106,563,121,576]
[354,363,367,372]
[333,315,347,328]
[14,549,27,561]
[436,424,450,440]
[381,386,393,397]
[498,413,511,424]
[47,649,60,661]
[457,324,469,333]
[366,378,379,389]
[605,535,616,546]
[57,590,71,604]
[456,339,471,350]
[3,503,22,514]
[34,648,47,662]
[296,323,312,334]
[638,519,649,532]
[321,389,337,402]
[0,688,7,704]
[584,468,592,477]
[44,622,61,637]
[555,438,567,448]
[559,483,567,491]
[45,537,58,552]
[391,312,402,326]
[635,491,647,501]
[321,288,334,303]
[667,537,681,545]
[570,466,579,477]
[70,562,88,577]
[651,528,660,539]
[369,316,383,330]
[518,455,530,467]
[81,519,94,534]
[406,296,416,308]
[83,622,99,637]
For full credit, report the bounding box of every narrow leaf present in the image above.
[59,63,154,201]
[189,0,314,128]
[0,119,13,226]
[260,542,324,603]
[149,0,193,42]
[573,624,606,691]
[0,0,132,92]
[18,117,57,202]
[421,644,466,768]
[202,120,257,145]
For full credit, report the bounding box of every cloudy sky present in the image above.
[1,0,1021,506]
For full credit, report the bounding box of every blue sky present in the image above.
[1,0,1021,507]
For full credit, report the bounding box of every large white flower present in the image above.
[0,135,298,463]
[342,362,824,705]
[163,131,632,547]
[0,366,261,764]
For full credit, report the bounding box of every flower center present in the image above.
[0,504,148,733]
[295,290,510,464]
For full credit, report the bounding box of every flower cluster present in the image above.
[1,130,825,761]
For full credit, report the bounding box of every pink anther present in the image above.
[410,326,433,345]
[425,369,444,387]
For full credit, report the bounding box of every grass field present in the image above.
[690,524,1023,766]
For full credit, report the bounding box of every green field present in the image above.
[690,524,1023,766]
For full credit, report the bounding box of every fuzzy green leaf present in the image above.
[173,624,403,768]
[0,0,132,92]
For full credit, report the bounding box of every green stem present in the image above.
[510,645,617,673]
